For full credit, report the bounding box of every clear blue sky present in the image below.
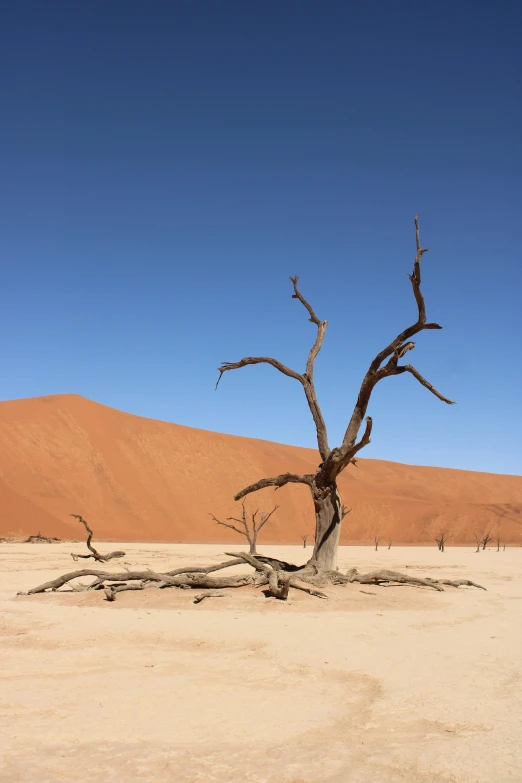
[1,1,521,475]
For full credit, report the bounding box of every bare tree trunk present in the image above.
[249,539,257,555]
[310,489,342,570]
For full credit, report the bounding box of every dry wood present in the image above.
[193,591,226,604]
[24,532,61,543]
[70,515,125,563]
[20,552,485,601]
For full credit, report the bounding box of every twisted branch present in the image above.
[234,472,314,502]
[70,514,125,563]
[19,554,485,600]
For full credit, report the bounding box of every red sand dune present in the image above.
[0,394,521,545]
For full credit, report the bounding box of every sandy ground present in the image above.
[1,543,521,783]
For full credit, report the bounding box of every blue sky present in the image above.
[1,1,521,475]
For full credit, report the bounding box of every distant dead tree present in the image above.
[70,515,125,562]
[434,530,452,552]
[210,502,278,555]
[301,534,309,548]
[473,530,491,553]
[496,528,501,552]
[374,534,382,551]
[388,540,392,549]
[24,531,61,543]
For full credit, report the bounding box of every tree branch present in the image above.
[256,506,279,532]
[216,357,302,389]
[368,214,440,372]
[337,215,453,462]
[234,472,314,501]
[216,277,331,461]
[210,515,247,538]
[397,364,456,404]
[290,275,330,458]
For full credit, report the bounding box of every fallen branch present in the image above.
[193,591,226,604]
[70,515,125,563]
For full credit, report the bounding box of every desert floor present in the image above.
[1,543,521,783]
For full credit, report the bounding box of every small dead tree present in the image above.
[210,503,278,554]
[374,534,381,551]
[473,531,491,552]
[301,534,309,548]
[24,531,61,543]
[388,540,392,550]
[434,530,452,552]
[70,515,125,563]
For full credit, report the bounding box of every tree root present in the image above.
[18,554,486,601]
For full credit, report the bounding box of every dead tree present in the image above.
[70,515,125,563]
[210,503,278,554]
[473,531,491,552]
[434,530,452,552]
[388,540,392,550]
[24,531,61,543]
[20,218,486,601]
[374,535,381,551]
[301,534,309,548]
[216,216,455,572]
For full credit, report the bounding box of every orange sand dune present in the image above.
[0,394,521,544]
